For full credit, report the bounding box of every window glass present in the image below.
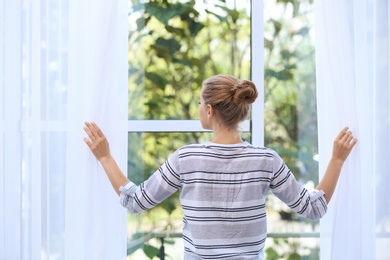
[264,0,319,258]
[128,0,251,120]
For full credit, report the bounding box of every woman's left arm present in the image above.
[83,121,128,196]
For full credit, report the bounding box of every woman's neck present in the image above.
[212,127,243,144]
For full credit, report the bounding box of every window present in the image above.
[126,0,318,259]
[263,0,320,258]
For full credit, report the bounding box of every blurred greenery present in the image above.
[127,0,319,259]
[265,237,320,260]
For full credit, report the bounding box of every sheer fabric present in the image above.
[315,0,390,259]
[0,0,128,259]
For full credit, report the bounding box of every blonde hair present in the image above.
[201,74,258,129]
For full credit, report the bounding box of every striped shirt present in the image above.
[119,142,327,260]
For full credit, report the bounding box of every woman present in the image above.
[84,74,357,260]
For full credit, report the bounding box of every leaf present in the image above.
[165,25,186,36]
[135,16,151,31]
[295,26,309,36]
[271,19,282,35]
[264,38,274,50]
[205,10,227,22]
[281,49,294,60]
[143,244,160,259]
[187,19,204,37]
[214,4,241,23]
[145,2,178,25]
[145,71,167,90]
[190,57,201,68]
[150,37,181,63]
[287,252,301,260]
[172,57,193,67]
[156,37,182,55]
[265,68,293,81]
[230,9,240,23]
[265,247,280,260]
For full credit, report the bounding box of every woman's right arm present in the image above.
[316,127,358,204]
[84,121,181,213]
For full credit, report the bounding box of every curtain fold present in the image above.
[315,0,390,259]
[1,1,23,258]
[1,0,128,259]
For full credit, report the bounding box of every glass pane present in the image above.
[263,0,319,259]
[128,0,251,120]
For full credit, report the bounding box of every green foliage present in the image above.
[264,0,318,184]
[265,238,319,260]
[143,244,160,259]
[128,0,250,120]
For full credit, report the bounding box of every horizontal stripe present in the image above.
[180,151,273,160]
[181,169,273,175]
[184,247,262,260]
[181,204,265,212]
[184,213,266,222]
[182,177,272,185]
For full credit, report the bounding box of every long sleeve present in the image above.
[270,151,327,220]
[119,150,181,214]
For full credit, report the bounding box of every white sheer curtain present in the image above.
[315,0,390,259]
[1,0,128,259]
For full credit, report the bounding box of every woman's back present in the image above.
[177,142,272,259]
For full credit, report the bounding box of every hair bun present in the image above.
[233,80,258,104]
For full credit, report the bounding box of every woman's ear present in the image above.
[206,104,213,118]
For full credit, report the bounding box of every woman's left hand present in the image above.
[83,121,111,162]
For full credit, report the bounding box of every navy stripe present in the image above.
[159,168,181,189]
[184,247,262,259]
[140,182,158,206]
[297,197,310,214]
[289,189,308,208]
[183,235,266,249]
[182,204,265,212]
[184,213,266,222]
[181,168,272,175]
[182,177,272,185]
[270,171,291,189]
[319,196,327,209]
[165,161,180,180]
[180,152,273,160]
[133,193,148,210]
[271,163,285,182]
